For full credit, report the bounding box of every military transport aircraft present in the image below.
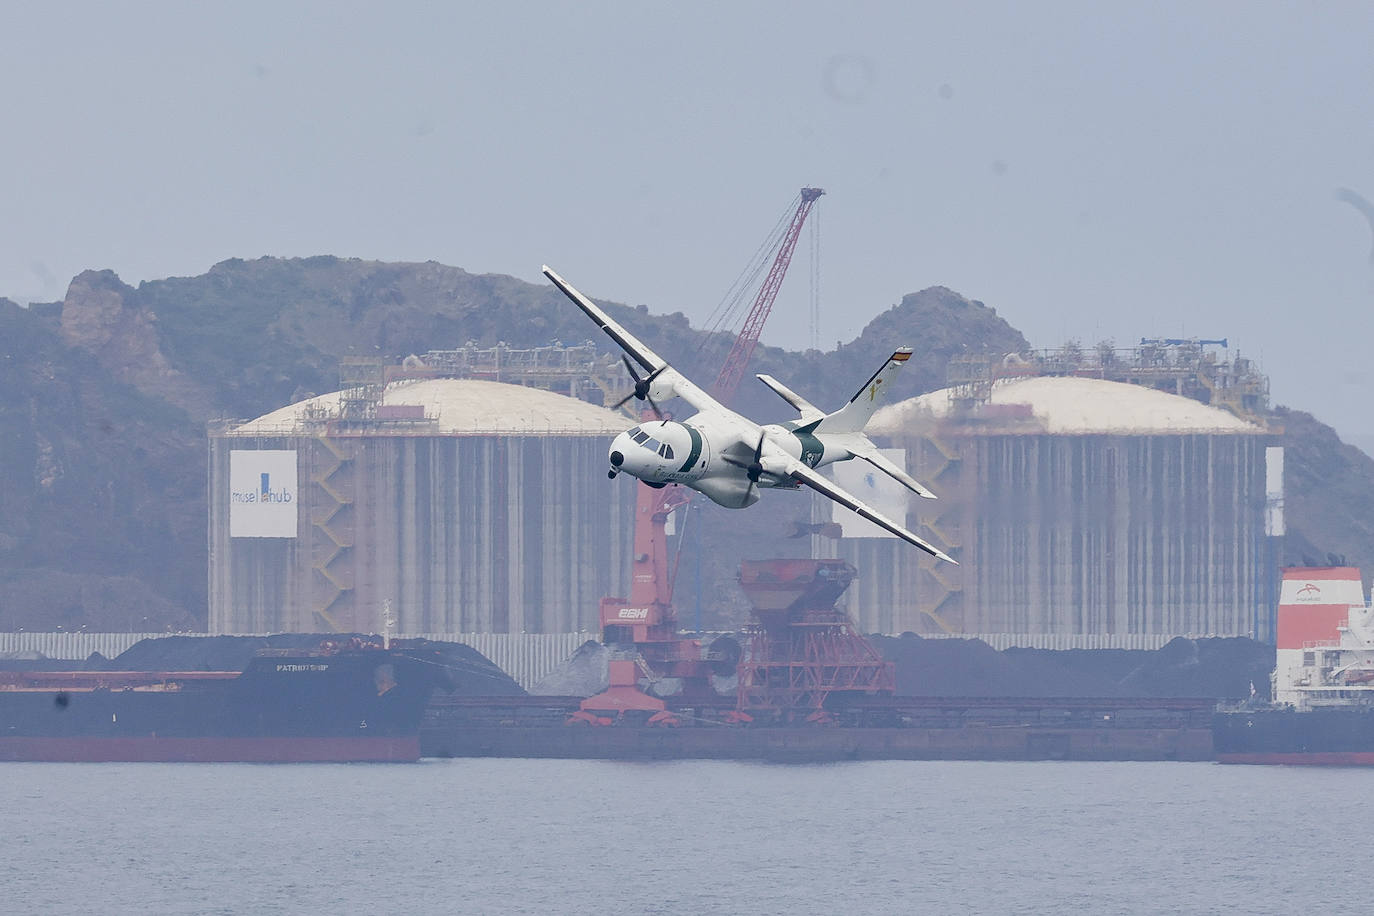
[543,266,954,563]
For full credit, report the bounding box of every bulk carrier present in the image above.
[2,559,1277,764]
[1215,566,1374,764]
[0,638,453,762]
[421,559,1218,762]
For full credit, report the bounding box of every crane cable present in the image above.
[670,190,816,609]
[695,191,803,354]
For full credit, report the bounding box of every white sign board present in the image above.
[229,450,298,538]
[1265,446,1285,537]
[830,449,910,538]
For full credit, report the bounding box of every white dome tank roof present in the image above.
[869,376,1262,435]
[234,377,629,436]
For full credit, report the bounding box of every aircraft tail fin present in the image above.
[812,348,912,435]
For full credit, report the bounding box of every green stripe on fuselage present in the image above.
[678,423,703,472]
[780,419,825,467]
[792,427,824,468]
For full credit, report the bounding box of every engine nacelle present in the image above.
[693,476,761,509]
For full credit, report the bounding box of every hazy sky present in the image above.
[4,2,1374,449]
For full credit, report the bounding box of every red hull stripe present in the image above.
[0,737,420,763]
[1218,752,1374,766]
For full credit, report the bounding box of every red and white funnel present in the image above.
[1275,567,1367,708]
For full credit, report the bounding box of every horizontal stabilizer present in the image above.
[854,449,936,500]
[756,374,824,421]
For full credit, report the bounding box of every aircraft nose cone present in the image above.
[609,450,624,467]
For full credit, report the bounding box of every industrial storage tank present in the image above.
[209,377,635,635]
[826,376,1276,646]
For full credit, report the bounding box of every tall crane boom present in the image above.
[592,187,824,703]
[710,187,824,403]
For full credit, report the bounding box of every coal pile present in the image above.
[108,634,524,695]
[530,639,740,699]
[1116,637,1274,701]
[0,652,93,671]
[530,640,608,696]
[1004,647,1149,690]
[111,635,330,671]
[874,635,1129,697]
[411,640,526,696]
[875,634,1276,700]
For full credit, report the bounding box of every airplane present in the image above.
[542,265,955,563]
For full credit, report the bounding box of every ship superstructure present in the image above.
[1273,567,1374,710]
[1215,566,1374,765]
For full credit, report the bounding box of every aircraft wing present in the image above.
[542,265,724,415]
[786,460,956,563]
[852,448,937,500]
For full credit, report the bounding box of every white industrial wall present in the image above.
[209,432,635,635]
[838,430,1270,641]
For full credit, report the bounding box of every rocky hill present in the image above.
[0,255,1368,630]
[0,297,202,631]
[1272,406,1374,577]
[49,258,1026,428]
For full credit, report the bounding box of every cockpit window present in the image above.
[644,438,661,452]
[658,443,674,459]
[631,430,651,444]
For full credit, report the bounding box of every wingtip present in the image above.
[914,539,956,564]
[926,547,957,565]
[542,265,570,291]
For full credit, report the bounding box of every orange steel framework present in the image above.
[735,559,895,721]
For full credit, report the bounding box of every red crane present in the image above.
[576,189,824,722]
[712,187,825,405]
[656,187,825,541]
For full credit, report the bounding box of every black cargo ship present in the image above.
[422,694,1217,762]
[0,640,450,762]
[1213,707,1374,765]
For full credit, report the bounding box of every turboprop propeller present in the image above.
[720,432,784,503]
[612,354,666,419]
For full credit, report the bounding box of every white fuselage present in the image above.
[543,265,952,562]
[608,413,862,508]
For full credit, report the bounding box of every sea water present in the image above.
[0,759,1363,915]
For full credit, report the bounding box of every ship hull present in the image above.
[1214,708,1374,765]
[0,735,420,763]
[1216,751,1374,766]
[0,646,444,763]
[425,724,1214,762]
[423,695,1217,762]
